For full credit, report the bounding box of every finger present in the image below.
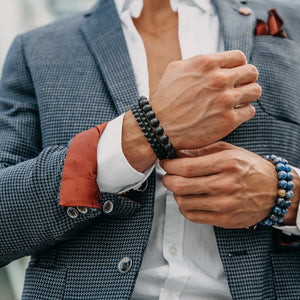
[179,209,222,225]
[234,83,262,106]
[216,50,247,68]
[161,154,223,177]
[233,103,256,125]
[179,209,240,228]
[174,194,224,212]
[176,141,235,158]
[162,173,221,195]
[226,64,258,86]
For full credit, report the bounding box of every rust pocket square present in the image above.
[255,8,287,38]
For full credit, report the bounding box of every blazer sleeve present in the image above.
[0,35,106,267]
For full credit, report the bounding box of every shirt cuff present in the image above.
[273,166,300,236]
[97,114,155,194]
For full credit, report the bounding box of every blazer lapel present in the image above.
[212,0,256,62]
[80,0,139,115]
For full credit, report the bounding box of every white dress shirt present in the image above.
[97,0,300,299]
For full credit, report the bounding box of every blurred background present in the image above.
[0,1,97,299]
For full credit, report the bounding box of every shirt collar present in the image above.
[114,0,215,18]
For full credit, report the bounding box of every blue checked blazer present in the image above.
[0,0,300,299]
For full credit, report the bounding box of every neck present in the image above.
[135,0,177,32]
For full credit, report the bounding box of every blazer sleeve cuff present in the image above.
[59,123,108,209]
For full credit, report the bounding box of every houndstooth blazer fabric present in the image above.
[0,0,300,299]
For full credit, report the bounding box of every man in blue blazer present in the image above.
[0,0,300,299]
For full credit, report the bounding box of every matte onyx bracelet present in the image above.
[259,155,294,226]
[131,96,176,160]
[131,104,166,160]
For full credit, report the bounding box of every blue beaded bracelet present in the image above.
[259,155,293,226]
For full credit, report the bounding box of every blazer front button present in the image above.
[67,207,79,219]
[77,207,88,214]
[103,201,114,214]
[118,257,133,274]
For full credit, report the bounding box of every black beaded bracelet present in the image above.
[259,155,294,226]
[131,104,166,160]
[139,97,176,159]
[131,96,176,160]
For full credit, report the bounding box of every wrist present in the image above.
[122,110,156,172]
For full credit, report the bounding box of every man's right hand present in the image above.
[122,50,261,172]
[150,50,261,150]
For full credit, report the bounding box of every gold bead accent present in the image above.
[278,189,286,197]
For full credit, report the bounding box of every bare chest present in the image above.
[138,29,181,96]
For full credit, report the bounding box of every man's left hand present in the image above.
[161,142,299,229]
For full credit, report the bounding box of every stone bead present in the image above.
[263,219,273,226]
[273,206,282,216]
[286,172,293,181]
[277,217,284,224]
[270,214,279,222]
[164,143,173,152]
[277,171,287,180]
[285,191,294,199]
[150,118,159,127]
[167,148,177,159]
[276,198,286,207]
[287,181,294,190]
[139,98,149,107]
[146,111,155,120]
[272,156,282,165]
[284,200,292,208]
[277,189,286,198]
[142,104,152,113]
[275,163,285,171]
[155,126,164,136]
[271,155,281,162]
[159,135,169,145]
[285,164,292,172]
[278,180,287,189]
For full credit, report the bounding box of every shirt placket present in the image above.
[160,191,189,300]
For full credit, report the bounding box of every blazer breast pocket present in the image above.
[250,36,300,125]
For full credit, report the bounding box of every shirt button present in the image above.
[103,200,114,214]
[169,246,178,257]
[239,6,252,16]
[77,207,88,214]
[118,257,133,274]
[67,207,79,219]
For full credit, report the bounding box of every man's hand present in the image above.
[122,51,261,172]
[161,142,283,229]
[151,50,261,150]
